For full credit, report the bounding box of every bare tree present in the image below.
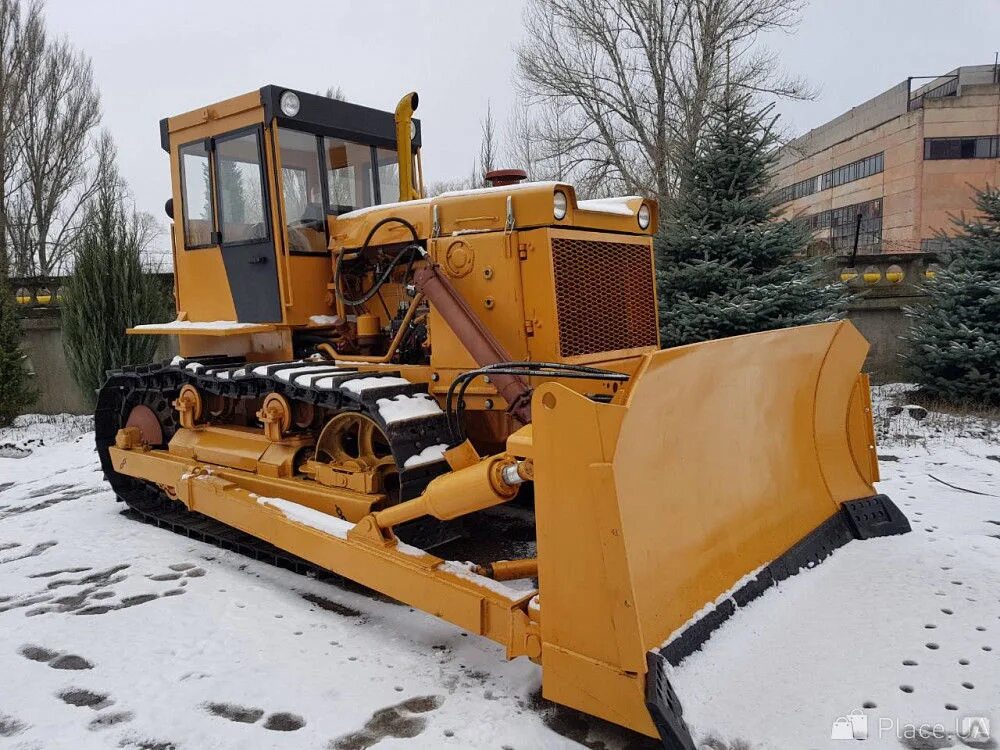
[320,85,346,101]
[0,0,43,273]
[516,0,813,207]
[505,102,538,178]
[505,99,577,183]
[478,100,497,186]
[9,35,101,275]
[426,177,474,197]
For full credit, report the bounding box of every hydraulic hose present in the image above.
[334,216,421,307]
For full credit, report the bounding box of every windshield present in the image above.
[374,146,400,204]
[276,129,409,251]
[277,127,325,252]
[325,137,375,213]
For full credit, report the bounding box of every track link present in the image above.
[95,357,460,557]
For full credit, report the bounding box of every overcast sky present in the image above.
[41,0,1000,260]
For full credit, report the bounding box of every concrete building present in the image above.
[775,64,1000,256]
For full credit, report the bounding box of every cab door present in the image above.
[213,127,282,323]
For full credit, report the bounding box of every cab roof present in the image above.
[159,85,421,152]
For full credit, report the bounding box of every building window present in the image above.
[798,198,883,253]
[775,152,884,205]
[924,136,999,160]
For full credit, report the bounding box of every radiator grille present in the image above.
[551,237,659,357]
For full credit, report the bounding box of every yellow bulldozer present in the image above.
[95,86,909,748]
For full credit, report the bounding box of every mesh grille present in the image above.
[551,237,658,357]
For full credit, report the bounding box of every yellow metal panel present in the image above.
[531,386,639,670]
[172,425,270,472]
[165,90,263,137]
[812,323,878,501]
[541,644,656,738]
[611,321,873,652]
[328,183,656,252]
[426,232,529,372]
[529,321,876,738]
[168,103,269,326]
[847,373,880,485]
[105,445,535,651]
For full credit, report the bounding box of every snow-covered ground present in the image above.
[0,388,997,750]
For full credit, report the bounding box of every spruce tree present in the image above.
[655,88,847,347]
[903,186,1000,406]
[62,141,170,407]
[0,269,37,424]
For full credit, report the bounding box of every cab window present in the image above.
[215,131,267,244]
[374,146,401,204]
[277,127,325,252]
[325,137,375,213]
[179,140,214,248]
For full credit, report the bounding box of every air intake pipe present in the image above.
[394,92,420,202]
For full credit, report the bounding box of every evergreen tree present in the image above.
[206,159,253,225]
[62,138,170,406]
[903,186,1000,406]
[0,268,37,424]
[655,88,848,347]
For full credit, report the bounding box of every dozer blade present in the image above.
[526,321,909,749]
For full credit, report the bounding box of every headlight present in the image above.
[553,190,567,220]
[637,203,651,229]
[279,91,300,117]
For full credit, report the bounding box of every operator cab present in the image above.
[160,85,420,327]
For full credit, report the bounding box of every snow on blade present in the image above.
[438,560,527,602]
[376,393,443,423]
[576,196,639,216]
[659,564,766,653]
[131,320,264,331]
[341,376,411,394]
[255,496,354,539]
[403,444,449,468]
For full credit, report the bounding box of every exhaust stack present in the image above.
[394,92,420,201]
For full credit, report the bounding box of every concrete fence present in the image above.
[6,257,937,415]
[833,252,938,383]
[8,274,176,415]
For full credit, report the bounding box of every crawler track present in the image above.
[94,357,459,560]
